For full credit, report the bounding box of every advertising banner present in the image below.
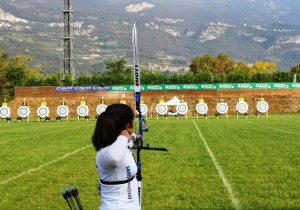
[56,83,300,92]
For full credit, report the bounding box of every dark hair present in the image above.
[92,103,134,151]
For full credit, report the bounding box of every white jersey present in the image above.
[96,135,140,210]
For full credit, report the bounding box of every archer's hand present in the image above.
[131,133,141,146]
[135,133,141,140]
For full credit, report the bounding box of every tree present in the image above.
[76,75,92,86]
[250,72,273,83]
[234,61,251,73]
[189,54,216,74]
[0,49,8,101]
[290,64,300,74]
[214,73,227,83]
[250,61,278,74]
[0,52,42,100]
[272,72,293,82]
[61,74,73,86]
[168,73,184,84]
[193,71,214,83]
[105,58,131,75]
[189,53,244,75]
[141,70,166,85]
[214,53,236,74]
[227,71,251,83]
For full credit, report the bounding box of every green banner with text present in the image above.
[109,83,300,91]
[56,83,300,92]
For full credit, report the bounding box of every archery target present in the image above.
[156,104,168,115]
[56,105,69,117]
[77,105,89,117]
[216,102,228,114]
[256,101,269,113]
[139,104,148,116]
[236,101,248,114]
[0,107,10,118]
[18,106,30,118]
[176,103,188,115]
[37,106,49,118]
[196,103,208,115]
[96,104,107,115]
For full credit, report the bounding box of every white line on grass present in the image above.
[0,125,94,145]
[192,120,242,210]
[0,144,92,185]
[239,120,300,136]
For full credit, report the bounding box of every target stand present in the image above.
[37,106,50,122]
[176,103,188,120]
[196,103,208,119]
[215,102,228,119]
[17,106,30,122]
[0,106,11,122]
[236,101,249,118]
[56,105,69,122]
[156,104,168,120]
[77,105,89,121]
[256,100,269,118]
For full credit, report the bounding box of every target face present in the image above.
[156,104,168,115]
[196,103,208,115]
[236,102,248,114]
[37,106,49,118]
[256,101,269,113]
[0,107,10,118]
[216,102,228,114]
[77,105,89,117]
[176,103,188,115]
[136,104,148,116]
[18,106,30,118]
[57,105,69,117]
[96,104,107,115]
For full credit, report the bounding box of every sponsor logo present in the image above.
[56,86,110,92]
[134,65,140,87]
[126,166,132,200]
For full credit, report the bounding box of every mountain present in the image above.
[0,0,300,74]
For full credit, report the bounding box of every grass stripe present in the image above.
[0,124,94,144]
[192,120,242,210]
[239,120,300,136]
[0,144,92,185]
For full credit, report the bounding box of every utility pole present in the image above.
[61,0,75,82]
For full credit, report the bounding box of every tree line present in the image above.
[0,48,299,103]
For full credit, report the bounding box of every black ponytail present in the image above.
[92,103,134,151]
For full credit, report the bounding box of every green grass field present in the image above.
[0,114,300,210]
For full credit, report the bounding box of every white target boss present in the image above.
[176,103,188,115]
[196,103,208,115]
[96,104,107,115]
[77,105,89,117]
[18,106,30,118]
[0,107,10,118]
[57,105,69,117]
[37,106,49,118]
[236,102,248,114]
[216,102,228,114]
[256,101,269,113]
[156,104,168,115]
[136,103,148,116]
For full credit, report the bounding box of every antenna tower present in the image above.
[61,0,75,81]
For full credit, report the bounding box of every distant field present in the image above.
[0,114,300,210]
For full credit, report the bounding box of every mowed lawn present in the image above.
[0,114,299,210]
